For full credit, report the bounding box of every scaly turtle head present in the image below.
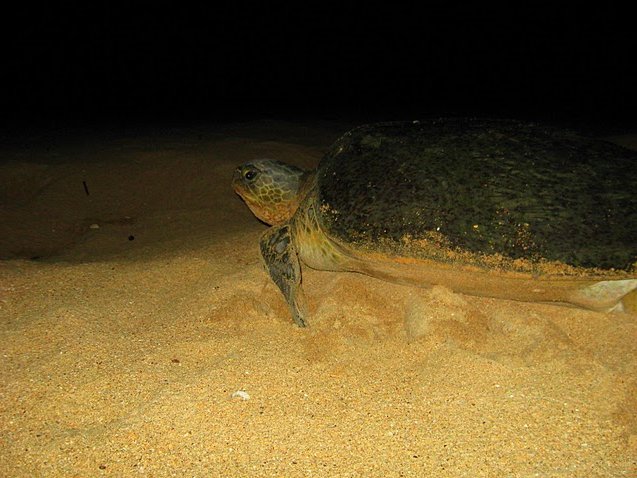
[232,159,309,225]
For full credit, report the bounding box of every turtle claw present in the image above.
[260,225,308,327]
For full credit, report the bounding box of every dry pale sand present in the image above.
[0,120,635,477]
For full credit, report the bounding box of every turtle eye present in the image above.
[243,169,258,181]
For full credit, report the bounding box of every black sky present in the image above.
[2,4,636,130]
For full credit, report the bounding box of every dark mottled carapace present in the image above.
[317,119,637,271]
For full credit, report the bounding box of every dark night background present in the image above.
[2,4,636,134]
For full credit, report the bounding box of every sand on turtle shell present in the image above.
[0,120,635,477]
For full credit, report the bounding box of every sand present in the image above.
[0,120,635,477]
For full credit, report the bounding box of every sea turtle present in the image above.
[232,119,637,327]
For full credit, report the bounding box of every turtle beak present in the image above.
[231,167,245,194]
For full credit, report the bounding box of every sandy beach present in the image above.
[1,120,635,477]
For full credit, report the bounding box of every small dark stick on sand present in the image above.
[82,181,90,196]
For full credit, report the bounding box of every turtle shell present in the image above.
[316,119,637,273]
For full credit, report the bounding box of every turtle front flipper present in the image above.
[260,225,308,327]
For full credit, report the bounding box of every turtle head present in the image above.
[232,159,309,225]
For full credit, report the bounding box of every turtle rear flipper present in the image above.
[260,225,308,327]
[569,279,637,312]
